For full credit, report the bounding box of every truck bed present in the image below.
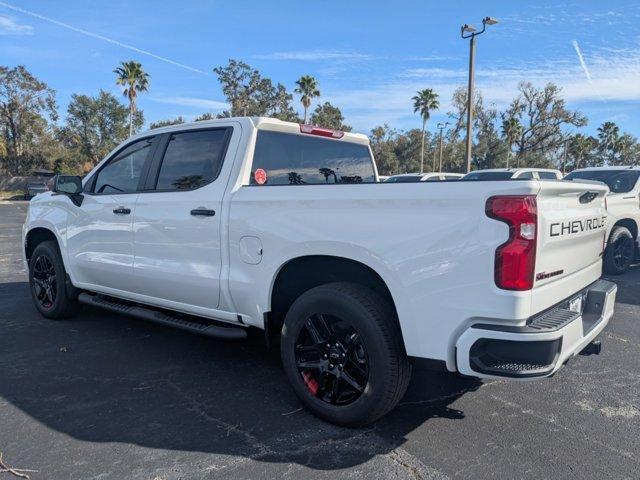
[227,178,608,368]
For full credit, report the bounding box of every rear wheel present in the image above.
[280,282,411,426]
[604,226,635,275]
[29,241,78,319]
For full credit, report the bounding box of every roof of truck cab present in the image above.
[471,168,560,173]
[388,173,424,178]
[388,172,462,178]
[422,172,463,177]
[571,166,640,172]
[250,117,370,144]
[138,116,369,145]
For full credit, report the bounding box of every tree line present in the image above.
[1,60,638,177]
[375,83,640,175]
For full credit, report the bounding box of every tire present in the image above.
[280,282,411,426]
[29,240,78,319]
[604,226,635,275]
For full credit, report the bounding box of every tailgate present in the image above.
[534,180,608,307]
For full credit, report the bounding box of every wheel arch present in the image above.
[24,227,61,263]
[609,218,638,242]
[268,255,401,340]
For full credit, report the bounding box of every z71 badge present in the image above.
[536,269,564,281]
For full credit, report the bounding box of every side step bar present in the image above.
[78,293,247,340]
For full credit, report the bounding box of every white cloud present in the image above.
[0,14,33,35]
[253,50,371,61]
[400,68,467,79]
[502,8,630,28]
[324,42,640,132]
[151,96,229,111]
[403,55,454,62]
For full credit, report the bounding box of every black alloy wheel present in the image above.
[604,226,635,275]
[280,282,411,426]
[294,313,369,405]
[613,235,635,272]
[32,254,57,310]
[29,240,78,319]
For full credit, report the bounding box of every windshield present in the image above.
[385,175,422,183]
[565,170,640,193]
[462,171,514,180]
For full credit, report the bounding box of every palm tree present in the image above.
[319,167,338,183]
[412,89,439,173]
[569,134,595,170]
[114,61,150,136]
[597,121,620,165]
[501,117,523,168]
[294,75,320,123]
[597,121,619,147]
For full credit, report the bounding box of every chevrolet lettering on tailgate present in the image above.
[550,216,606,237]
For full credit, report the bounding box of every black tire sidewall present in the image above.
[604,227,634,275]
[29,241,73,319]
[280,284,398,425]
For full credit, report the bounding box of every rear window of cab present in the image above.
[249,130,375,185]
[565,170,640,193]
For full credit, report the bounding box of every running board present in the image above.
[78,293,247,340]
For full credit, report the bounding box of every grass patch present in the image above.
[0,190,26,200]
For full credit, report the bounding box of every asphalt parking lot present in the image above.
[1,201,639,480]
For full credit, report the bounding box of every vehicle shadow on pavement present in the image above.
[0,281,481,471]
[605,263,640,306]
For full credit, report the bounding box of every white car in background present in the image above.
[462,168,563,181]
[385,172,464,182]
[565,166,640,274]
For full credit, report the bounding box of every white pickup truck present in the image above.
[23,117,616,425]
[565,166,640,274]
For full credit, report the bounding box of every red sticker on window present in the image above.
[254,168,267,185]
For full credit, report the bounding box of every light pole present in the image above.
[561,136,570,175]
[461,16,498,173]
[437,122,450,171]
[432,142,438,172]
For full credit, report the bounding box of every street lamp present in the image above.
[437,122,450,171]
[461,16,498,173]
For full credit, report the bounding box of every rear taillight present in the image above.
[486,195,537,291]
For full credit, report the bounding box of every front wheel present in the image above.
[280,282,411,426]
[29,240,78,319]
[604,226,635,275]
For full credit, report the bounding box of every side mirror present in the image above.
[53,175,83,195]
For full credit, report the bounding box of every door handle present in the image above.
[190,208,216,217]
[113,207,131,215]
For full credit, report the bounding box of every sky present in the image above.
[1,0,640,137]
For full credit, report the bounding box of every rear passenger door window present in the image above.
[538,171,557,179]
[250,131,375,185]
[518,171,535,179]
[93,138,153,194]
[154,129,230,191]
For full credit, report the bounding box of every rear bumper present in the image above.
[456,279,617,380]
